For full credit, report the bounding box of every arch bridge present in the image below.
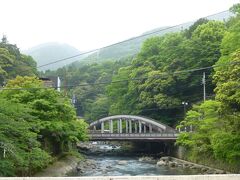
[89,115,178,141]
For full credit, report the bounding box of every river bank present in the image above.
[69,155,203,176]
[156,156,227,174]
[35,142,231,177]
[34,155,83,177]
[70,142,201,176]
[74,142,231,176]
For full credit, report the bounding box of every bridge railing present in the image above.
[89,133,179,139]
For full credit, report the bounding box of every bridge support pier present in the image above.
[117,120,120,133]
[110,120,113,133]
[129,120,132,133]
[149,124,152,133]
[144,125,146,133]
[135,122,137,133]
[126,120,128,133]
[158,128,162,133]
[119,119,122,133]
[101,122,104,133]
[139,121,142,133]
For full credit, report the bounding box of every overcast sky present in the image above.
[0,0,239,51]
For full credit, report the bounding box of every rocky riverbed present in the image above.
[69,143,202,176]
[36,142,228,177]
[69,155,204,176]
[156,156,227,174]
[72,142,228,176]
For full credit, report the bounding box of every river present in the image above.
[69,143,201,176]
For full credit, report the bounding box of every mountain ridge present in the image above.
[24,10,233,70]
[23,42,82,70]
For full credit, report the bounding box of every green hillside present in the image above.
[80,11,232,64]
[24,11,232,71]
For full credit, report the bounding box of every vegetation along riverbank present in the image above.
[0,3,240,176]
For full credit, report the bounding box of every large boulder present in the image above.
[157,160,167,166]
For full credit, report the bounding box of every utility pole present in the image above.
[202,72,206,101]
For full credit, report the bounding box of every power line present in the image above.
[36,10,230,69]
[1,60,239,91]
[81,93,209,120]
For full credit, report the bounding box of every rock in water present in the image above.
[117,160,128,165]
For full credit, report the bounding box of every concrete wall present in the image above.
[0,175,240,180]
[174,146,186,159]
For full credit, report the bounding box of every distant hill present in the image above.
[24,11,233,70]
[23,42,82,70]
[81,24,192,64]
[81,11,233,64]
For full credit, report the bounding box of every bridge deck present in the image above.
[89,133,178,141]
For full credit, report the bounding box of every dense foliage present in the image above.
[177,4,240,172]
[45,59,131,121]
[0,76,88,176]
[0,40,88,176]
[2,2,239,176]
[0,98,51,176]
[43,4,240,172]
[48,19,225,126]
[107,20,225,125]
[0,36,37,86]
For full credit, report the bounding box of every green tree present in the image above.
[0,48,15,85]
[1,76,88,155]
[0,98,51,176]
[177,6,240,171]
[113,20,225,125]
[176,100,221,159]
[107,66,132,115]
[0,38,37,86]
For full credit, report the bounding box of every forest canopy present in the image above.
[0,39,88,176]
[44,3,240,172]
[45,19,226,126]
[176,4,240,172]
[1,3,240,176]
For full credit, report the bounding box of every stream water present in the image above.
[74,156,200,176]
[69,143,201,176]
